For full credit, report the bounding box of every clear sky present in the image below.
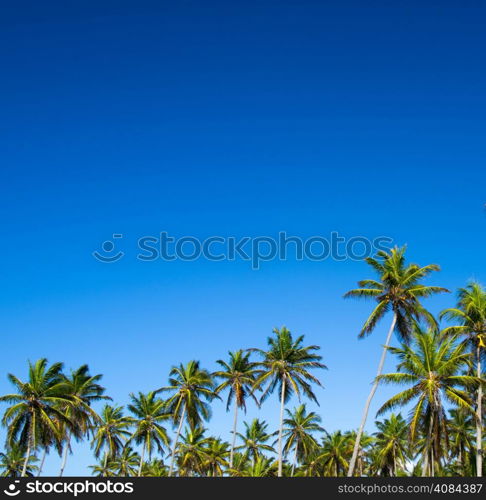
[0,0,485,476]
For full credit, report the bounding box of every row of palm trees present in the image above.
[0,246,484,477]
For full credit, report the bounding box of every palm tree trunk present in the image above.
[21,431,33,478]
[168,403,186,477]
[476,345,483,477]
[347,313,397,476]
[229,402,239,470]
[291,443,298,476]
[37,448,47,477]
[103,444,109,477]
[59,431,71,477]
[277,377,286,477]
[138,442,146,477]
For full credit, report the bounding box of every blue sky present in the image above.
[0,0,485,475]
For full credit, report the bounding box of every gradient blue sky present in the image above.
[0,0,485,475]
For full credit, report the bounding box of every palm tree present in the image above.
[441,282,486,477]
[320,431,352,476]
[282,404,324,475]
[202,438,230,476]
[110,445,140,477]
[376,327,480,476]
[127,391,170,476]
[345,246,448,475]
[177,426,210,476]
[0,359,73,477]
[141,458,168,477]
[373,413,409,476]
[448,408,475,476]
[156,360,216,477]
[91,404,133,475]
[214,350,259,469]
[0,444,38,477]
[235,418,276,460]
[59,365,108,476]
[229,456,277,477]
[252,326,326,476]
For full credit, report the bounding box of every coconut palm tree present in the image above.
[59,365,109,476]
[229,456,277,477]
[91,405,133,475]
[320,431,352,476]
[235,418,276,460]
[176,426,210,476]
[373,413,409,476]
[127,391,170,476]
[201,438,230,476]
[156,360,217,477]
[252,327,326,476]
[110,445,140,477]
[282,404,324,475]
[0,444,38,477]
[376,327,480,476]
[448,408,475,476]
[214,350,259,469]
[441,282,486,476]
[345,246,448,476]
[0,359,73,477]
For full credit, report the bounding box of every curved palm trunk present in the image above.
[291,443,298,476]
[21,431,34,478]
[37,448,47,477]
[277,377,286,477]
[59,431,71,477]
[348,313,397,477]
[138,442,146,477]
[229,402,239,470]
[168,403,186,477]
[476,345,483,477]
[103,444,109,477]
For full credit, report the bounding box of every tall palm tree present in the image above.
[59,365,108,476]
[0,359,73,477]
[376,327,480,476]
[156,360,217,477]
[373,413,409,476]
[282,404,324,475]
[441,282,486,476]
[91,404,133,475]
[0,444,38,477]
[235,418,276,460]
[214,350,259,468]
[252,326,326,476]
[345,246,448,475]
[127,391,170,476]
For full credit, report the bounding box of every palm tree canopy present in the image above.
[441,281,486,350]
[282,404,324,462]
[91,405,133,459]
[0,358,74,451]
[157,360,217,428]
[252,327,326,404]
[128,391,170,457]
[376,327,480,441]
[344,246,448,341]
[214,350,259,411]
